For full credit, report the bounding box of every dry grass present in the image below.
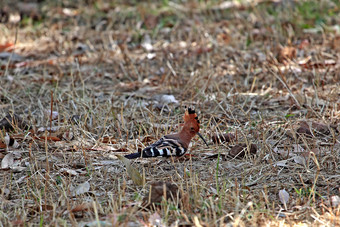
[0,0,339,226]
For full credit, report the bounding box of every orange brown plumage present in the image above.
[124,107,208,159]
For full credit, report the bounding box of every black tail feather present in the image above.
[124,153,142,159]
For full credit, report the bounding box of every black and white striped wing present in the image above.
[143,136,187,157]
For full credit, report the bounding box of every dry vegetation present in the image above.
[0,0,339,226]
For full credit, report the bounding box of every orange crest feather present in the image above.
[183,108,199,124]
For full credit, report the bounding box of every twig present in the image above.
[271,67,301,108]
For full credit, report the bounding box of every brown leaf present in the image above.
[143,182,180,208]
[229,143,257,158]
[211,133,235,144]
[298,121,335,137]
[311,122,330,135]
[296,126,313,137]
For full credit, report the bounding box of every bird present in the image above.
[124,107,208,159]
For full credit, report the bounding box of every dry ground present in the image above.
[0,0,339,226]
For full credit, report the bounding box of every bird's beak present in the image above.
[197,132,209,147]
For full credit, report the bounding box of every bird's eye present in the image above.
[190,127,194,131]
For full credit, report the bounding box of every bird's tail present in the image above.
[124,153,142,159]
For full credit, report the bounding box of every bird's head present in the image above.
[183,107,200,134]
[182,107,208,147]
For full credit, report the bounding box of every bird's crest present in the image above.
[183,107,199,125]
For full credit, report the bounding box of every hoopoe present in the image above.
[124,108,208,159]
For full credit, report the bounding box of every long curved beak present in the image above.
[197,132,209,147]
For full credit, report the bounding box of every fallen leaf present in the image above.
[153,94,179,108]
[1,153,14,169]
[143,181,180,208]
[279,189,289,210]
[229,143,257,158]
[297,121,313,137]
[4,133,20,148]
[311,122,330,135]
[116,155,144,186]
[72,181,90,196]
